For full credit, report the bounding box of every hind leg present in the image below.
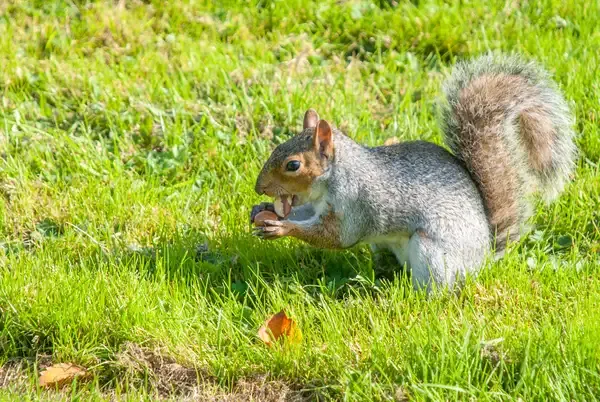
[407,232,456,292]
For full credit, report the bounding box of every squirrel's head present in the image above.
[255,109,334,214]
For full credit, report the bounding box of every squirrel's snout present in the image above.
[255,181,266,195]
[255,168,274,196]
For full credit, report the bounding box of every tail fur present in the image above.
[440,54,577,252]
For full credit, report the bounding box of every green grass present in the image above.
[1,0,599,400]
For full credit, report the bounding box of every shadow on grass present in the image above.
[115,228,399,305]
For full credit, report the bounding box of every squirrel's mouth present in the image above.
[273,195,300,219]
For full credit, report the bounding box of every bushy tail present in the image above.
[440,54,577,252]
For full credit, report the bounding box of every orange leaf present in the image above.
[258,310,302,346]
[39,363,90,388]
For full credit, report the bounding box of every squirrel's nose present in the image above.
[255,182,266,195]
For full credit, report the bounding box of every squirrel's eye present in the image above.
[285,160,301,172]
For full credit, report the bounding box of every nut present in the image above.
[254,211,279,226]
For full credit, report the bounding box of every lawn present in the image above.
[0,0,599,400]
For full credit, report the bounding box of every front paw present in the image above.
[250,202,275,223]
[253,220,296,240]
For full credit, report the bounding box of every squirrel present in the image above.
[250,54,577,290]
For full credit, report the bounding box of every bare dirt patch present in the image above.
[116,342,310,401]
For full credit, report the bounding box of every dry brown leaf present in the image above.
[39,363,91,388]
[258,310,302,346]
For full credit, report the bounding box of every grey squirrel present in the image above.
[250,54,577,291]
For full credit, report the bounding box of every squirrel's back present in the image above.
[440,55,576,252]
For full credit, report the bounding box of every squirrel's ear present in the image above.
[303,109,320,130]
[313,119,333,158]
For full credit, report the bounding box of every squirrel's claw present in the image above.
[253,220,294,240]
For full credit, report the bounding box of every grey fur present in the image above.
[321,135,491,289]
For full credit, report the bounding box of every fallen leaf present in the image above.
[258,310,302,346]
[39,363,90,388]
